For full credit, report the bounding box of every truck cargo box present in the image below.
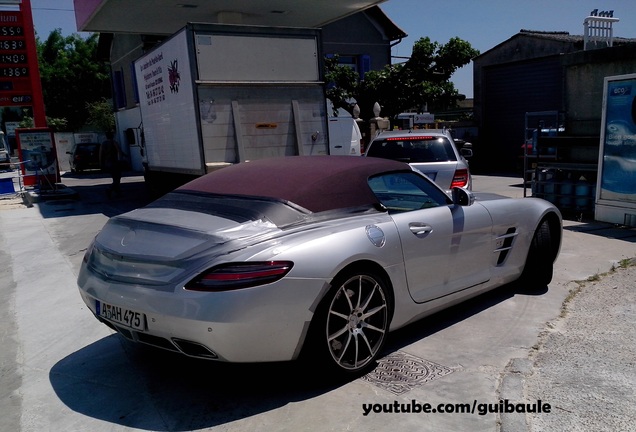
[134,23,329,190]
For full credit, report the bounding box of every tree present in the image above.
[325,37,479,121]
[85,98,115,133]
[18,114,67,131]
[36,29,111,131]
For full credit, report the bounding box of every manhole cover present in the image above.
[362,351,455,395]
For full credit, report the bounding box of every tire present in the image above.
[307,270,391,375]
[520,220,554,288]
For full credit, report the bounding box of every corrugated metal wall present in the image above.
[481,56,563,171]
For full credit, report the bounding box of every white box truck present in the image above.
[134,23,329,192]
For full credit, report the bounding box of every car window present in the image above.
[367,136,457,162]
[368,172,451,213]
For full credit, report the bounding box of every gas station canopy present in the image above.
[74,0,388,34]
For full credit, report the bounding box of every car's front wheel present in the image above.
[309,270,391,375]
[520,219,554,288]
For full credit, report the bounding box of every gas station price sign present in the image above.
[1,25,23,37]
[0,3,46,125]
[0,38,25,50]
[0,66,28,77]
[0,52,27,63]
[0,11,28,80]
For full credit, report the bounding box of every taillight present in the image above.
[451,169,469,188]
[184,261,294,291]
[83,239,96,264]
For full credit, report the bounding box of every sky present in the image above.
[380,0,636,98]
[22,0,636,98]
[29,0,79,35]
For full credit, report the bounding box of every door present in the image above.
[392,204,493,303]
[391,206,454,301]
[368,171,492,304]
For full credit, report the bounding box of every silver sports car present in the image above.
[78,156,562,374]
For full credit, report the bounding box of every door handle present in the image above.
[409,222,433,236]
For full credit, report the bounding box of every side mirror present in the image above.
[460,148,473,158]
[452,187,475,206]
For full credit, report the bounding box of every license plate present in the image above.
[96,300,145,331]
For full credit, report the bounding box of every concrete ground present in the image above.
[521,259,636,432]
[0,171,635,431]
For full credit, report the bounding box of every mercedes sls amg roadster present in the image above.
[78,156,561,374]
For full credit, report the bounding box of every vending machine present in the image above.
[595,73,636,226]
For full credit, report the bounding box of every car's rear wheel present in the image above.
[520,219,554,287]
[309,270,391,375]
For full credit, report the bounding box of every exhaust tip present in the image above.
[172,338,218,359]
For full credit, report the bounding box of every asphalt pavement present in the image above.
[0,170,635,432]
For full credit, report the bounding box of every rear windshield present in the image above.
[367,136,457,163]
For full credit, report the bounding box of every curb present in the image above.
[498,358,534,432]
[23,184,79,205]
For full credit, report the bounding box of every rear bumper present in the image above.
[78,271,329,363]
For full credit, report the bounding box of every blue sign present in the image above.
[600,78,636,201]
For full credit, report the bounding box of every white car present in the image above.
[365,129,473,192]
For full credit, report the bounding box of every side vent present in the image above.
[495,228,518,265]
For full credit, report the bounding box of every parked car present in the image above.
[0,131,10,166]
[77,156,561,374]
[365,129,473,192]
[67,142,101,172]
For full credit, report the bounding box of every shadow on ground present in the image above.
[36,172,154,219]
[49,280,544,430]
[50,334,346,430]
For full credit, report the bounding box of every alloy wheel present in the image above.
[325,274,389,371]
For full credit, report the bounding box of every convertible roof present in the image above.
[178,156,410,213]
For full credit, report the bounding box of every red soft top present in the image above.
[178,156,410,213]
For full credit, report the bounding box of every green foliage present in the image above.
[325,37,479,121]
[19,115,68,131]
[324,56,360,116]
[18,116,33,128]
[46,117,69,131]
[36,29,111,131]
[85,98,115,133]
